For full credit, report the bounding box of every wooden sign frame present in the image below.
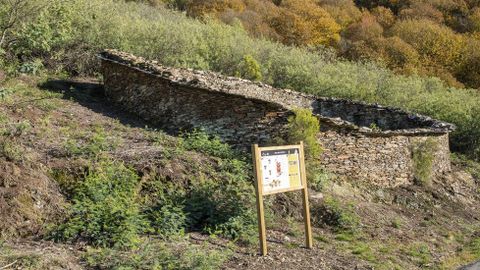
[252,141,313,256]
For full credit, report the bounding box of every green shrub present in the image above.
[0,87,12,101]
[1,120,32,137]
[13,1,74,56]
[287,108,322,158]
[181,130,237,160]
[142,132,257,244]
[148,204,186,238]
[141,183,187,239]
[412,138,437,186]
[52,160,147,248]
[18,59,44,75]
[184,175,257,245]
[0,121,31,162]
[235,54,262,81]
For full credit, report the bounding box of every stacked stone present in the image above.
[99,50,455,188]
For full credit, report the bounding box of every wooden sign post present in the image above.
[252,141,313,256]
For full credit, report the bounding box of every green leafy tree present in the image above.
[14,1,74,56]
[0,0,39,49]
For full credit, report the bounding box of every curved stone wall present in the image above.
[99,50,455,187]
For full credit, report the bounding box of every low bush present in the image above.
[306,161,331,191]
[235,54,262,81]
[181,130,237,160]
[185,176,257,245]
[52,160,147,248]
[0,139,24,162]
[287,108,322,158]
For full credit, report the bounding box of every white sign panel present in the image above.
[260,148,302,194]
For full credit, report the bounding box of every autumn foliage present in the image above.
[168,0,480,89]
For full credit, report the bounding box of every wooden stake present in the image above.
[252,144,268,256]
[299,141,313,249]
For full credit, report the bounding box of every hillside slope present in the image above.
[1,0,480,160]
[0,75,479,269]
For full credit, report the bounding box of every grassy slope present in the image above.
[0,75,479,269]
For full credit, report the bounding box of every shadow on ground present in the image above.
[39,79,152,130]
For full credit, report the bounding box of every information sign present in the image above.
[252,142,313,256]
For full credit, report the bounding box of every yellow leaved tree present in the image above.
[270,0,341,47]
[186,0,246,18]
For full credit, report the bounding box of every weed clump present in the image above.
[84,241,230,270]
[311,197,360,232]
[64,126,118,158]
[403,242,432,267]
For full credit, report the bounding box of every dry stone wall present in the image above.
[99,50,455,187]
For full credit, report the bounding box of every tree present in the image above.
[380,37,420,73]
[468,7,480,32]
[186,0,245,18]
[345,36,421,74]
[0,0,39,49]
[271,0,341,47]
[354,0,405,13]
[343,13,383,42]
[390,19,466,72]
[457,36,480,88]
[399,2,444,24]
[371,6,395,28]
[219,0,281,41]
[318,0,362,28]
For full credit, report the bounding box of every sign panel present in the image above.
[260,148,303,195]
[252,142,312,256]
